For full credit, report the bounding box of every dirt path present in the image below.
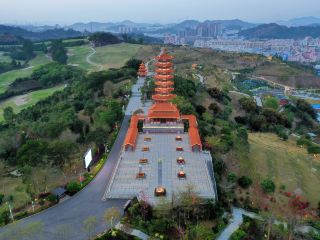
[86,47,103,71]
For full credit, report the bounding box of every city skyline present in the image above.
[1,0,320,25]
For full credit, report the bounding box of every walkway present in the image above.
[195,74,204,84]
[86,47,104,71]
[115,223,149,240]
[217,208,261,240]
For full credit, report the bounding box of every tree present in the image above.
[172,96,195,115]
[3,106,15,123]
[296,99,317,120]
[209,103,221,115]
[54,224,72,240]
[239,97,257,112]
[17,140,48,166]
[125,58,142,71]
[21,40,34,61]
[51,40,67,64]
[261,179,276,193]
[82,216,98,239]
[237,176,252,189]
[264,96,279,110]
[48,140,77,167]
[207,87,225,101]
[104,207,121,228]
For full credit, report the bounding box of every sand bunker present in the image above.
[14,94,29,106]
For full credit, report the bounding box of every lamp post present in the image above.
[31,200,35,213]
[7,202,14,221]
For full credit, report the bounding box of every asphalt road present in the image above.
[0,115,131,240]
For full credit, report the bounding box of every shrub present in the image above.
[231,229,247,240]
[237,176,252,189]
[0,210,10,225]
[261,179,276,193]
[66,181,82,195]
[227,173,237,183]
[47,194,58,203]
[0,194,4,205]
[307,144,320,154]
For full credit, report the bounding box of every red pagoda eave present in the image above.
[155,68,174,74]
[155,62,173,68]
[156,54,174,61]
[155,82,174,88]
[154,75,174,81]
[152,94,176,101]
[155,87,174,94]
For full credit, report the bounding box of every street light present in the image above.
[7,202,14,221]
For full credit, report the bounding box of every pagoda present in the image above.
[152,52,175,102]
[137,63,147,77]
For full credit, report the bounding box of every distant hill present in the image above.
[69,21,155,32]
[149,19,256,34]
[89,32,121,47]
[0,25,84,42]
[239,23,320,39]
[277,17,320,27]
[208,19,256,30]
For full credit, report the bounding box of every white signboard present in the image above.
[84,149,92,169]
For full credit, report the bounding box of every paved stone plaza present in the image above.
[104,131,217,204]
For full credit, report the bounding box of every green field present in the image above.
[67,45,95,71]
[92,43,142,69]
[68,43,142,72]
[0,52,12,62]
[0,85,65,121]
[0,52,51,94]
[240,133,320,207]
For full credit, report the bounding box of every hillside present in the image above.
[150,19,255,34]
[0,25,84,42]
[239,23,320,39]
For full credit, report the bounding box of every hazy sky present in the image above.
[1,0,320,25]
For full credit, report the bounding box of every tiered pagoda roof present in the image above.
[152,49,176,103]
[138,63,147,77]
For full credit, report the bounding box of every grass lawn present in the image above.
[0,52,12,62]
[67,44,95,71]
[0,52,51,94]
[239,133,320,208]
[92,43,142,69]
[0,85,65,122]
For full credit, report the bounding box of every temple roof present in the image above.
[148,102,180,119]
[156,53,174,61]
